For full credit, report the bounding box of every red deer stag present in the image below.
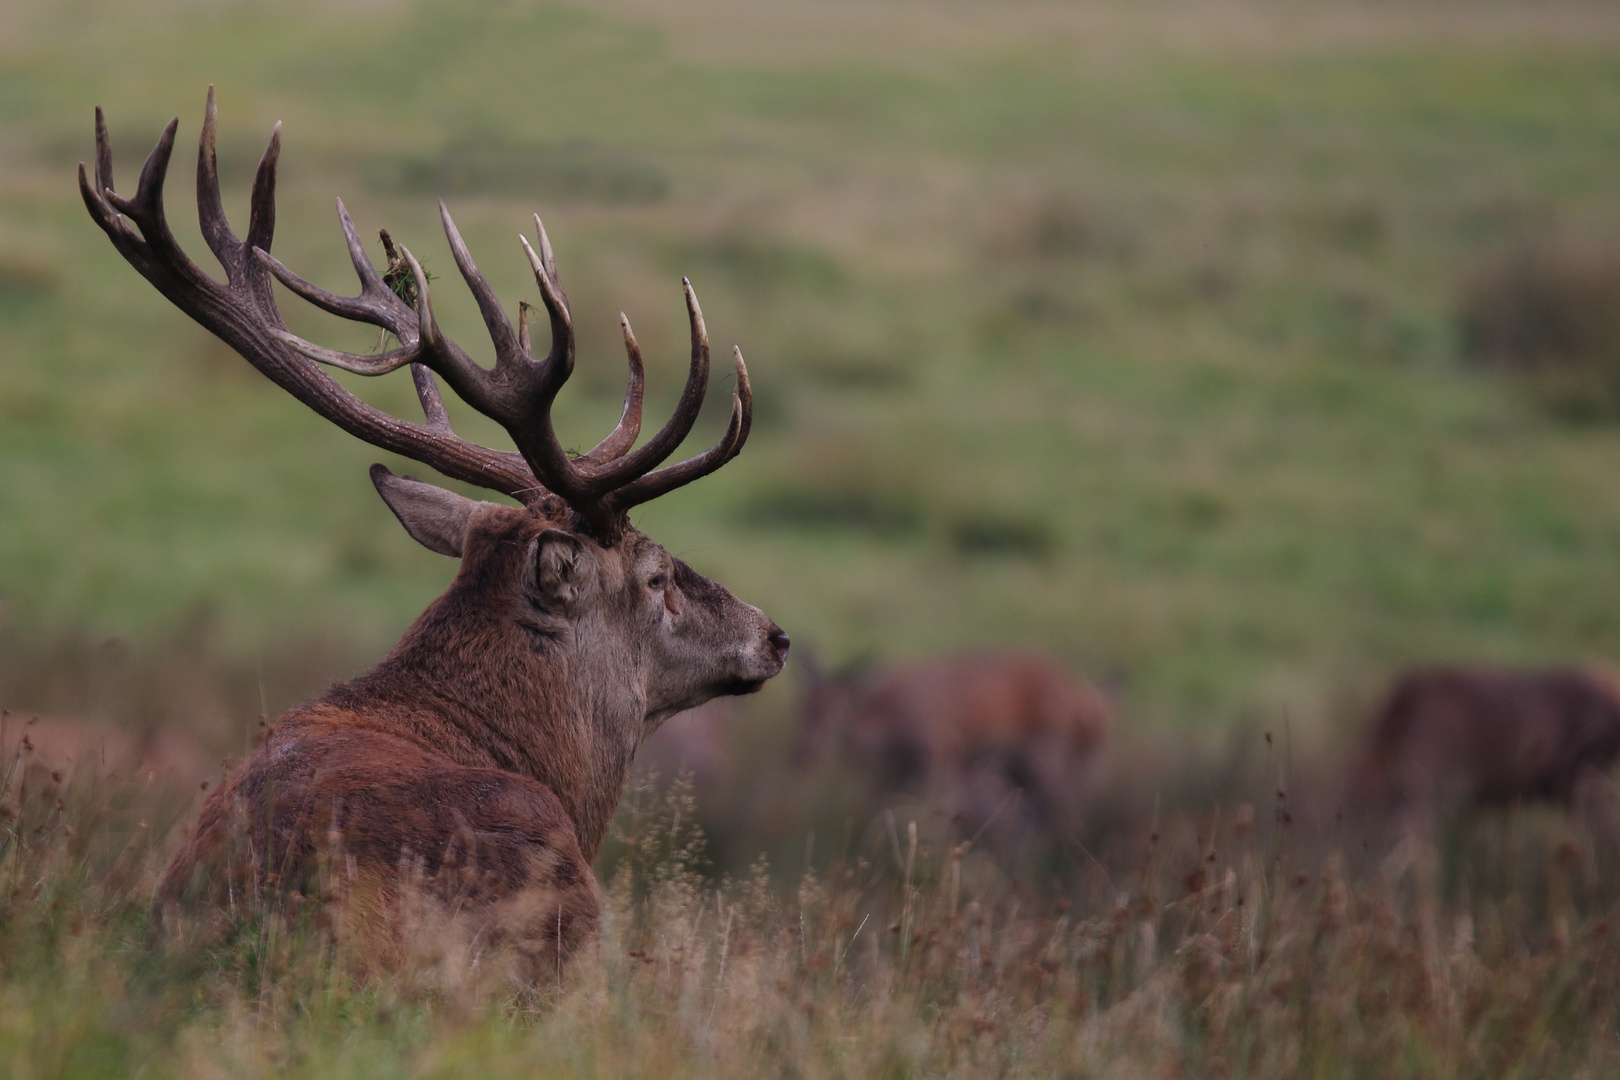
[80,91,788,973]
[795,651,1111,840]
[1344,665,1620,829]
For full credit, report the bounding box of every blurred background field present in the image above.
[8,0,1620,1074]
[6,0,1620,830]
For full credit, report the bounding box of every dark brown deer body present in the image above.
[83,92,787,973]
[1345,666,1620,822]
[798,651,1111,837]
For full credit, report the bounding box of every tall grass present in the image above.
[5,736,1620,1077]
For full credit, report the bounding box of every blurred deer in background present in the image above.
[1344,665,1620,835]
[795,650,1111,841]
[630,699,736,790]
[1,712,214,795]
[81,90,788,975]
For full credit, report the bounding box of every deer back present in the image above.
[1347,665,1620,813]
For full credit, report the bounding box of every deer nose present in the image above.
[766,626,791,663]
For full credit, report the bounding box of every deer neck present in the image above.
[317,593,646,862]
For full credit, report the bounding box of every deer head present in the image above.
[79,90,789,822]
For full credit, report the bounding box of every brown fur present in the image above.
[159,501,786,974]
[1345,665,1620,821]
[797,651,1111,837]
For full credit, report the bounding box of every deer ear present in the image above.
[535,529,598,614]
[369,464,491,558]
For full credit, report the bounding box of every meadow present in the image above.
[4,0,1620,1073]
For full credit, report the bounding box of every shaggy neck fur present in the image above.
[307,511,643,861]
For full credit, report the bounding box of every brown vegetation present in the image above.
[9,746,1620,1076]
[1458,236,1620,417]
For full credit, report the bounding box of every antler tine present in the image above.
[90,117,169,257]
[245,122,279,257]
[392,241,523,427]
[81,108,193,280]
[269,331,417,376]
[438,202,523,370]
[254,199,413,335]
[607,346,752,513]
[80,113,139,251]
[502,219,619,508]
[264,235,481,385]
[721,345,754,465]
[196,87,233,269]
[496,256,731,517]
[401,244,439,347]
[412,364,451,430]
[335,200,392,297]
[519,227,574,374]
[533,213,567,311]
[426,206,602,496]
[91,115,222,299]
[261,227,425,375]
[575,313,645,466]
[106,118,185,256]
[194,84,281,298]
[94,106,115,200]
[570,277,711,492]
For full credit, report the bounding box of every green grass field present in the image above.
[5,0,1620,1073]
[6,760,1620,1078]
[6,0,1620,736]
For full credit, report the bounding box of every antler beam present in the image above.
[82,89,753,538]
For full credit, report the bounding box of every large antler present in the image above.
[80,89,752,539]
